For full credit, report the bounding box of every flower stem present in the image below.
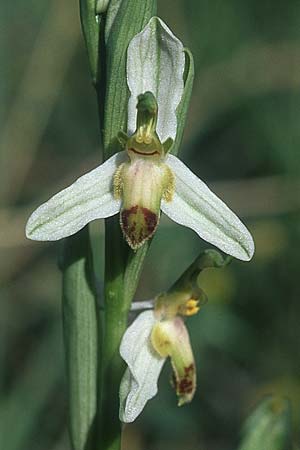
[90,2,156,449]
[98,220,128,450]
[98,222,150,450]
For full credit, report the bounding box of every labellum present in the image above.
[114,92,174,249]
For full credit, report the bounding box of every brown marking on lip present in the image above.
[178,378,193,394]
[120,205,158,250]
[141,207,157,233]
[129,148,159,156]
[172,363,195,396]
[184,364,194,375]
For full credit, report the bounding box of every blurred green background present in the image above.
[1,0,300,449]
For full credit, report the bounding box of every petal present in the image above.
[119,310,165,423]
[127,17,185,142]
[26,152,126,241]
[161,155,255,261]
[151,317,196,406]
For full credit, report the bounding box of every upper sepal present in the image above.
[127,17,185,143]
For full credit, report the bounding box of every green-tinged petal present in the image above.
[119,311,165,423]
[161,155,255,261]
[127,17,185,142]
[26,152,127,241]
[151,317,196,406]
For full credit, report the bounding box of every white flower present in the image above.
[119,292,201,423]
[25,17,254,262]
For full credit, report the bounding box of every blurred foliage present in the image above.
[237,396,292,450]
[1,0,300,450]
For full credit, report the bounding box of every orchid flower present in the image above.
[119,281,205,423]
[25,17,254,262]
[120,248,229,423]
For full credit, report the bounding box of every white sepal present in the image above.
[127,17,185,142]
[162,155,255,261]
[119,311,165,423]
[26,152,127,241]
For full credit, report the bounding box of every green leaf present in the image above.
[61,227,98,450]
[104,0,122,40]
[79,0,102,85]
[237,396,292,450]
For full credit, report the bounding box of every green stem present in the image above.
[92,2,156,449]
[98,220,128,450]
[99,223,150,450]
[78,1,156,449]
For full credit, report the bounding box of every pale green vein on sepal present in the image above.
[25,152,124,242]
[103,0,157,159]
[127,17,185,143]
[171,48,195,156]
[61,228,98,450]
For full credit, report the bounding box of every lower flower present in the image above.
[119,249,230,423]
[119,293,199,423]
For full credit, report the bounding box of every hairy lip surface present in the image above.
[129,148,159,156]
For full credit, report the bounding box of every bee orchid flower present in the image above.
[119,248,232,422]
[26,17,254,261]
[119,284,204,423]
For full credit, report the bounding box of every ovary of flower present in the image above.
[119,293,199,423]
[25,17,254,261]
